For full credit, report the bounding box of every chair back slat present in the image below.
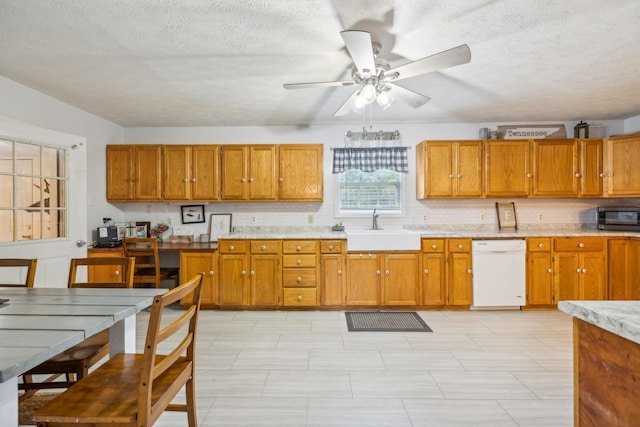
[122,237,178,288]
[68,257,135,288]
[0,258,37,287]
[138,273,203,424]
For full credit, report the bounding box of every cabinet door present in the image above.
[219,146,248,200]
[192,145,219,200]
[447,252,473,306]
[484,140,531,197]
[134,145,163,200]
[163,145,191,200]
[526,252,554,305]
[580,252,606,300]
[106,145,133,201]
[248,145,277,200]
[218,254,248,305]
[422,253,445,305]
[180,252,217,305]
[320,254,344,306]
[250,254,280,306]
[382,253,419,305]
[278,144,323,201]
[455,142,483,197]
[346,254,380,305]
[580,139,603,196]
[87,248,125,282]
[424,142,454,197]
[604,135,640,196]
[554,252,580,301]
[532,139,579,196]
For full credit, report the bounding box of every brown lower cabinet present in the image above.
[180,251,217,306]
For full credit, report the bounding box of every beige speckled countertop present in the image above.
[219,225,639,240]
[558,301,640,345]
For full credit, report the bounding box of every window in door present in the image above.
[0,138,67,242]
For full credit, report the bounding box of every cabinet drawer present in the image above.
[282,254,316,268]
[282,269,317,287]
[527,238,551,252]
[422,239,445,253]
[218,240,248,253]
[283,240,317,253]
[448,239,471,252]
[283,288,317,306]
[554,237,605,252]
[320,240,343,253]
[250,240,280,254]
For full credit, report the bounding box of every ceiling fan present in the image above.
[283,30,471,116]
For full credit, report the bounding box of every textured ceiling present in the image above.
[1,0,639,127]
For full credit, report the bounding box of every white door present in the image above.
[0,116,87,287]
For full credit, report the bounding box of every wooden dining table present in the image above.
[0,286,164,426]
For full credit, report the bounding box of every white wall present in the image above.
[624,114,640,134]
[119,120,632,235]
[0,76,124,240]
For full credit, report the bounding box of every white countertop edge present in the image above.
[558,300,640,345]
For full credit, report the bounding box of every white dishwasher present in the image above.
[472,240,526,309]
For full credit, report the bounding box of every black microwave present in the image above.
[597,207,640,230]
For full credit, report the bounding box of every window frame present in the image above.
[334,168,406,219]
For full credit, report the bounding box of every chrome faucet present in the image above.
[372,209,380,230]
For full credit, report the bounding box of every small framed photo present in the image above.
[135,225,148,238]
[136,221,151,237]
[496,202,517,229]
[209,213,232,242]
[181,205,206,224]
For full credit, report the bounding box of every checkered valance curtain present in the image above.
[332,147,409,173]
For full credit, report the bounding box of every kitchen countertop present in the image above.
[218,226,640,240]
[558,300,640,345]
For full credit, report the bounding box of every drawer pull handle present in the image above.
[296,277,302,283]
[432,244,437,249]
[191,178,196,182]
[575,173,581,178]
[385,270,390,276]
[328,245,334,250]
[250,270,255,275]
[209,270,214,276]
[582,269,587,273]
[296,259,302,265]
[376,270,381,275]
[261,245,266,251]
[249,177,254,182]
[297,295,303,301]
[241,178,246,182]
[458,244,463,249]
[296,245,302,251]
[241,270,247,276]
[467,269,472,274]
[538,243,544,248]
[576,268,581,273]
[229,245,235,250]
[337,270,342,275]
[424,269,429,274]
[578,243,585,248]
[279,177,284,182]
[547,268,553,273]
[114,270,120,275]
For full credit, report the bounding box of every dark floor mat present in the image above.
[345,311,432,332]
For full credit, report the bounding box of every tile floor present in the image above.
[145,308,574,426]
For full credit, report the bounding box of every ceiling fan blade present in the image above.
[283,80,354,89]
[386,83,431,108]
[386,44,471,81]
[334,90,361,117]
[340,30,376,76]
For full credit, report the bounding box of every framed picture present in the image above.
[181,205,206,224]
[136,221,151,237]
[135,225,148,238]
[209,213,232,242]
[496,202,517,229]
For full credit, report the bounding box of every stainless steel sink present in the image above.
[345,229,421,251]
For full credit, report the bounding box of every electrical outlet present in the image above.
[538,213,544,222]
[308,214,314,224]
[251,216,256,223]
[146,204,151,213]
[480,213,485,222]
[423,215,427,222]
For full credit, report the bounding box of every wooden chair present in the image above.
[19,257,135,401]
[0,258,37,287]
[34,273,204,427]
[122,237,179,288]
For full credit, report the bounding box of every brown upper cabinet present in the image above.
[416,140,483,198]
[163,145,219,201]
[418,135,640,199]
[107,145,162,201]
[107,143,323,202]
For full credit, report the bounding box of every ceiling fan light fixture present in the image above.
[353,91,368,111]
[360,83,377,103]
[376,91,392,110]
